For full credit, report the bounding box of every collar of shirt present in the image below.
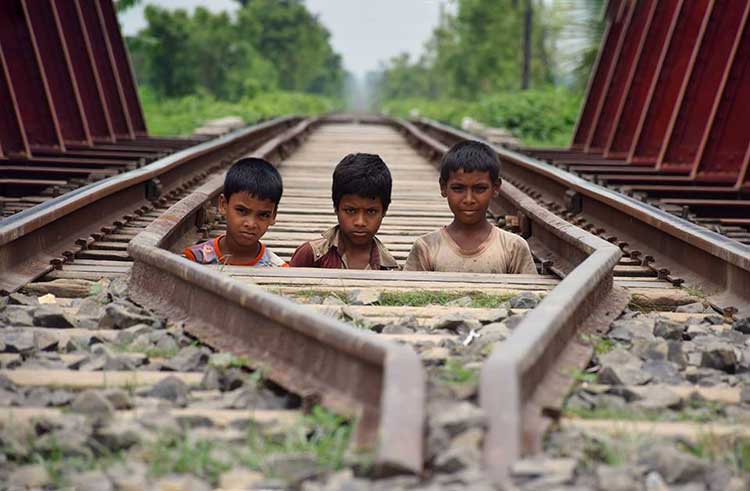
[310,225,398,270]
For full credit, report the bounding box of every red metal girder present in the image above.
[659,2,750,172]
[571,0,630,150]
[76,0,134,140]
[52,0,115,143]
[628,0,713,166]
[22,0,92,147]
[588,0,656,154]
[606,0,682,159]
[97,0,148,136]
[0,46,29,158]
[0,0,64,152]
[690,9,750,185]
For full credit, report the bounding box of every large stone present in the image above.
[631,338,668,361]
[106,462,149,491]
[101,302,158,329]
[676,302,709,313]
[381,323,415,334]
[162,346,210,372]
[476,308,509,324]
[2,330,35,353]
[347,289,380,306]
[597,364,652,386]
[9,293,39,306]
[155,475,211,491]
[431,401,485,437]
[433,313,482,332]
[629,385,682,410]
[145,375,189,405]
[32,305,76,328]
[264,452,321,483]
[667,341,688,368]
[71,390,115,418]
[510,457,577,483]
[733,316,750,335]
[69,470,114,491]
[33,330,59,352]
[95,421,142,450]
[2,306,34,327]
[433,442,482,473]
[653,319,685,340]
[509,292,540,309]
[608,319,655,342]
[595,465,638,491]
[638,445,709,484]
[218,468,265,490]
[700,343,738,373]
[642,360,683,384]
[8,464,50,488]
[103,388,133,409]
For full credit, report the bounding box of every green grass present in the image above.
[439,359,479,386]
[140,87,340,136]
[564,397,726,424]
[240,406,354,474]
[568,368,597,384]
[378,291,512,308]
[145,434,232,485]
[579,334,618,356]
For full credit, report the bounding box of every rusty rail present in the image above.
[413,118,750,316]
[393,118,624,482]
[0,116,300,293]
[127,119,425,475]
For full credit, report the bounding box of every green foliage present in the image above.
[382,88,581,147]
[146,434,232,485]
[378,291,511,308]
[440,359,479,385]
[126,1,345,100]
[242,406,353,473]
[139,87,339,136]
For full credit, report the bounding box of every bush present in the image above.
[381,88,582,147]
[140,87,341,136]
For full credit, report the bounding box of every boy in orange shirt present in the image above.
[404,141,536,274]
[184,158,287,267]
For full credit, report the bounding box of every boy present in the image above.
[404,141,536,274]
[183,157,287,267]
[289,153,399,270]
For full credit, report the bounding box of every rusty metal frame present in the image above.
[52,0,116,143]
[588,0,655,153]
[415,118,750,315]
[22,0,92,147]
[128,120,424,474]
[606,0,683,159]
[76,0,133,139]
[0,116,299,293]
[571,0,627,150]
[628,0,714,166]
[0,43,30,158]
[0,0,65,152]
[657,2,750,172]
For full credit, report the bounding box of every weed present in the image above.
[241,406,353,474]
[145,433,232,485]
[379,291,511,308]
[683,285,707,299]
[439,359,479,385]
[683,435,750,475]
[568,368,597,384]
[579,334,617,356]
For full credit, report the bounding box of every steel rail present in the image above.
[0,116,300,293]
[393,118,625,483]
[412,118,750,316]
[127,118,424,475]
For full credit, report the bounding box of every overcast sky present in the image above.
[118,0,448,77]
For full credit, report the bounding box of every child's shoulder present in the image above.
[414,228,446,247]
[491,227,530,248]
[183,239,220,264]
[257,246,288,268]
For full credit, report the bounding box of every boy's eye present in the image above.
[366,209,378,216]
[345,208,356,215]
[259,212,271,219]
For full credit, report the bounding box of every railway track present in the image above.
[1,116,748,489]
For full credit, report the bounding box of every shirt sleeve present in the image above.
[183,247,197,262]
[508,236,538,275]
[403,239,431,271]
[289,242,316,268]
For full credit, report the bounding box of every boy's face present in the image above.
[336,194,385,247]
[440,170,500,226]
[219,192,277,250]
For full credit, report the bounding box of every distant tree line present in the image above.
[370,0,605,102]
[125,0,346,100]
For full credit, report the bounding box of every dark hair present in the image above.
[223,157,283,206]
[332,153,392,211]
[439,140,500,183]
